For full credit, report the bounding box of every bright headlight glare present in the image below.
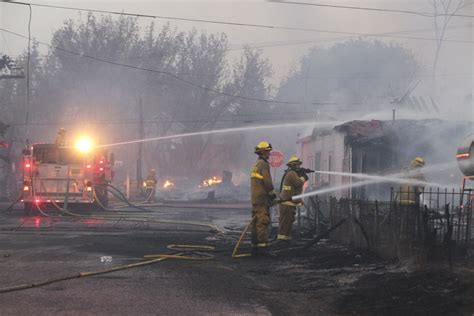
[75,138,94,153]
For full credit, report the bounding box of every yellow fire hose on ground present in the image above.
[0,221,263,294]
[231,198,291,258]
[231,216,255,258]
[1,187,288,294]
[0,244,215,294]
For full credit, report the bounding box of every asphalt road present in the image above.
[0,203,472,315]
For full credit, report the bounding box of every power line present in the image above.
[10,0,474,20]
[7,109,384,126]
[8,26,440,105]
[7,118,316,126]
[4,1,474,44]
[25,51,474,80]
[6,116,357,126]
[0,28,302,105]
[227,23,472,50]
[267,1,474,18]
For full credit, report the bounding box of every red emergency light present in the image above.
[25,163,31,168]
[456,153,470,159]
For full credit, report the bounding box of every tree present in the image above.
[32,15,273,181]
[0,54,13,70]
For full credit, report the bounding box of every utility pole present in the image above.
[136,97,144,191]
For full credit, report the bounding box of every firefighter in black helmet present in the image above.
[250,141,277,254]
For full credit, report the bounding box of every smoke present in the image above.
[1,1,472,197]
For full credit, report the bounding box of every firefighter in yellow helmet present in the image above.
[278,155,309,241]
[55,128,66,146]
[250,141,277,254]
[143,169,157,203]
[399,157,426,206]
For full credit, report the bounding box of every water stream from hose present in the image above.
[293,161,459,200]
[98,121,340,148]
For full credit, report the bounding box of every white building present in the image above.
[298,119,472,200]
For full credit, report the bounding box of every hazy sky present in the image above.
[1,0,472,89]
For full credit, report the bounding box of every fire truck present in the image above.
[457,134,474,186]
[21,138,114,212]
[457,134,474,206]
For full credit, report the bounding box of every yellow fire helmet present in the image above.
[287,155,302,166]
[254,141,272,153]
[410,157,425,168]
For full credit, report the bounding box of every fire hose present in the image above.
[231,198,292,258]
[0,244,216,294]
[0,158,319,291]
[6,178,221,233]
[0,197,320,294]
[3,193,24,213]
[0,191,228,294]
[51,197,221,234]
[143,187,155,204]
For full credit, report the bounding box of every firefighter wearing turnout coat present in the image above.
[250,141,277,252]
[399,157,426,207]
[55,128,66,146]
[278,156,308,241]
[144,169,157,203]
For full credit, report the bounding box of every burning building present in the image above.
[298,119,473,200]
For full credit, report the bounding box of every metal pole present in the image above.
[64,165,70,210]
[126,171,130,200]
[136,97,144,191]
[25,5,32,141]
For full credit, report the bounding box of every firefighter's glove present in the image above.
[271,198,286,206]
[297,169,309,181]
[269,190,278,201]
[300,168,315,174]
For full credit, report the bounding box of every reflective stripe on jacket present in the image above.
[144,175,157,188]
[250,157,275,205]
[280,169,305,206]
[399,168,425,205]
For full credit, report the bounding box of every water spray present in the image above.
[293,161,459,200]
[97,121,341,148]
